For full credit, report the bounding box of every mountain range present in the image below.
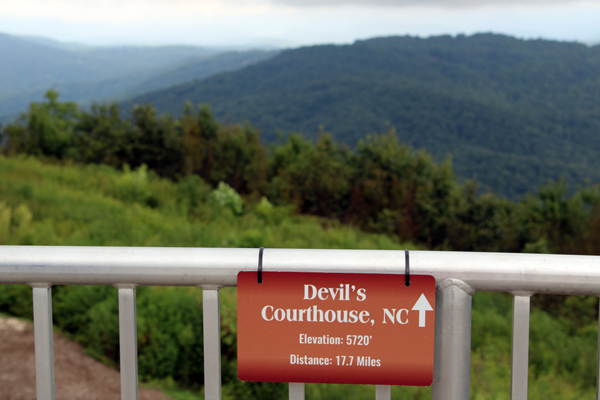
[2,31,600,199]
[0,32,276,121]
[128,34,600,198]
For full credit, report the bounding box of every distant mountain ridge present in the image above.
[128,33,600,198]
[16,34,93,51]
[0,31,276,121]
[0,32,216,97]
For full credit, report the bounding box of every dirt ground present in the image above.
[0,315,170,400]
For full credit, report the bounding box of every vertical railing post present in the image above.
[431,278,475,400]
[31,283,55,400]
[511,293,532,400]
[375,385,391,400]
[116,284,139,400]
[597,296,600,400]
[202,286,222,400]
[289,382,305,400]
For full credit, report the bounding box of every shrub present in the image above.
[210,182,244,216]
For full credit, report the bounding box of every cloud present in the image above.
[0,0,272,22]
[1,0,598,46]
[267,0,599,8]
[2,0,598,22]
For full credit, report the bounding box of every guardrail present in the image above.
[1,246,600,400]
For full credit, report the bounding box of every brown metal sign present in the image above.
[237,271,435,386]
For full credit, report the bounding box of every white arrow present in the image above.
[412,294,433,327]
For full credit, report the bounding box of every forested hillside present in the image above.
[2,89,600,398]
[123,50,277,98]
[129,33,600,198]
[5,92,600,255]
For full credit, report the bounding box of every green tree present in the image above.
[348,131,456,247]
[445,182,510,252]
[129,103,184,179]
[4,90,79,158]
[210,123,267,196]
[511,180,587,254]
[74,102,136,166]
[181,103,218,177]
[268,133,352,217]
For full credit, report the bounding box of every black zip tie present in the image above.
[258,247,264,284]
[405,249,410,287]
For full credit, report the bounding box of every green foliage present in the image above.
[117,164,157,206]
[130,33,600,199]
[3,71,600,398]
[129,104,184,178]
[4,90,79,159]
[180,104,268,195]
[8,285,206,388]
[0,201,34,245]
[0,202,10,242]
[471,292,598,400]
[268,133,352,217]
[135,287,205,386]
[0,154,416,398]
[1,155,600,399]
[349,131,456,247]
[0,284,33,319]
[445,183,509,251]
[210,182,244,216]
[6,96,600,254]
[73,102,136,166]
[209,123,267,195]
[175,174,212,217]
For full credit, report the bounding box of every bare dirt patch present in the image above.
[0,316,171,400]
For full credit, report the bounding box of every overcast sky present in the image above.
[0,0,598,47]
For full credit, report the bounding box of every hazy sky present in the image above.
[0,0,598,47]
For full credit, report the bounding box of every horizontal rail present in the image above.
[3,245,600,400]
[1,246,600,295]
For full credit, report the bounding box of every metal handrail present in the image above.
[2,245,600,400]
[2,246,600,294]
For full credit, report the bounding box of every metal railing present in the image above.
[2,245,600,400]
